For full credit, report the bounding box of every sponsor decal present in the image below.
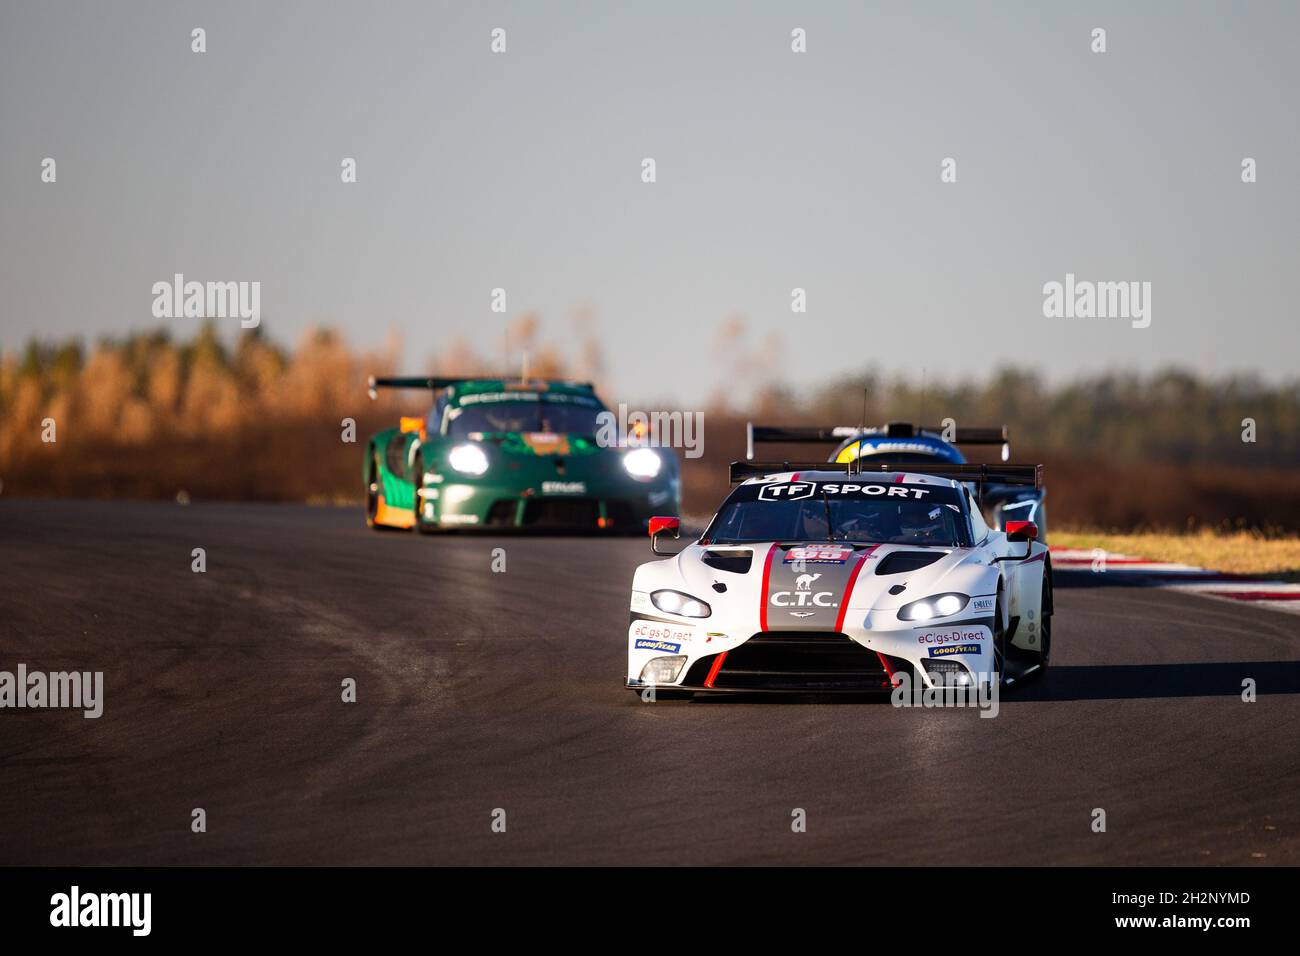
[762,544,871,628]
[458,391,602,408]
[631,621,694,644]
[929,644,982,657]
[759,481,931,501]
[772,569,839,608]
[630,591,652,612]
[542,480,586,494]
[635,639,682,654]
[784,545,854,564]
[864,441,934,455]
[817,482,931,500]
[758,481,815,501]
[771,591,838,608]
[971,597,995,612]
[522,433,571,456]
[441,513,479,525]
[771,572,837,609]
[916,627,989,645]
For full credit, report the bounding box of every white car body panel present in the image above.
[626,470,1050,694]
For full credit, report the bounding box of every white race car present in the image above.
[626,460,1052,698]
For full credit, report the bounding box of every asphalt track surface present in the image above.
[2,499,1298,866]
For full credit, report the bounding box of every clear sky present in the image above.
[2,1,1297,404]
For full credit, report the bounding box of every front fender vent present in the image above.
[874,551,944,575]
[701,550,753,574]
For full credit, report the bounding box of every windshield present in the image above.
[705,479,970,546]
[446,397,605,438]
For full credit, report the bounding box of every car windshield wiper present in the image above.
[820,489,836,542]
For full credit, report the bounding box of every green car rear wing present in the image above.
[367,375,595,400]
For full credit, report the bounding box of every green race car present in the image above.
[364,377,681,533]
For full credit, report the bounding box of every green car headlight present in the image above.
[623,447,662,480]
[448,443,489,476]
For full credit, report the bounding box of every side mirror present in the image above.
[1006,521,1038,543]
[994,520,1037,563]
[649,516,681,555]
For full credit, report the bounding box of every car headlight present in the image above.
[448,443,489,476]
[922,659,974,685]
[651,589,711,618]
[639,656,687,684]
[623,447,662,480]
[898,592,969,621]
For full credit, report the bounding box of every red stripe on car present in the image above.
[758,543,779,631]
[875,651,896,688]
[833,553,870,632]
[704,652,728,688]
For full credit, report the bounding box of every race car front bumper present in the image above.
[627,613,998,693]
[419,476,679,531]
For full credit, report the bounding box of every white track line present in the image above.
[1048,548,1300,616]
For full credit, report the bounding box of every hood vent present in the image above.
[875,551,944,575]
[702,550,753,574]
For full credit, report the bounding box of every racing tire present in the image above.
[1038,570,1053,671]
[365,451,382,529]
[990,590,1007,689]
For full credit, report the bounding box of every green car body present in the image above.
[365,377,681,532]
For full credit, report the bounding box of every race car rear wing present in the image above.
[745,421,1009,460]
[368,376,461,398]
[729,459,1043,492]
[367,375,594,399]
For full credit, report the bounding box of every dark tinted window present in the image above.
[446,396,605,437]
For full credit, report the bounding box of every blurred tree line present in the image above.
[1,326,1296,525]
[751,367,1300,467]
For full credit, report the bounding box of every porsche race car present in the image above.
[626,459,1051,697]
[747,420,1048,538]
[366,377,680,532]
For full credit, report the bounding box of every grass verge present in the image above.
[1052,530,1300,580]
